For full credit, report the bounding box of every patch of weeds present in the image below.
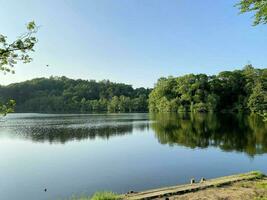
[250,171,265,179]
[239,182,251,188]
[90,191,120,200]
[254,197,267,200]
[256,182,267,190]
[68,192,120,200]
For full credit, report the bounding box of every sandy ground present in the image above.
[156,178,267,200]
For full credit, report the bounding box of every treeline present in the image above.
[149,65,267,114]
[0,77,151,113]
[0,65,266,114]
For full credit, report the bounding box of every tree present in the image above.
[148,66,266,114]
[248,82,267,113]
[236,1,267,121]
[0,100,16,116]
[108,96,120,112]
[0,21,38,115]
[237,0,267,25]
[0,21,38,74]
[0,76,151,113]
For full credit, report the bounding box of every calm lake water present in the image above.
[0,113,266,200]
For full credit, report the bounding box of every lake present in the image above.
[0,113,266,200]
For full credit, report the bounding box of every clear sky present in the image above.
[0,0,266,88]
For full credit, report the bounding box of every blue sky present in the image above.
[0,0,266,88]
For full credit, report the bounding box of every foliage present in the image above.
[0,77,151,113]
[0,21,38,115]
[262,113,267,121]
[1,66,266,117]
[250,171,266,179]
[236,0,267,25]
[149,66,267,118]
[248,82,267,113]
[0,100,15,116]
[0,21,38,74]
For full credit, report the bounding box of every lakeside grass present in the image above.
[70,191,120,200]
[251,171,265,179]
[90,192,119,200]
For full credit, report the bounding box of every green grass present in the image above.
[250,171,265,179]
[70,191,120,200]
[256,182,267,189]
[90,192,120,200]
[254,197,267,200]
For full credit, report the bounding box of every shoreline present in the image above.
[121,171,266,200]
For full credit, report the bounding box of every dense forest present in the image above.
[0,65,266,114]
[149,65,266,115]
[0,77,151,113]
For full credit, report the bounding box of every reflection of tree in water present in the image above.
[151,113,267,156]
[13,122,149,144]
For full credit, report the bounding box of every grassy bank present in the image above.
[70,192,120,200]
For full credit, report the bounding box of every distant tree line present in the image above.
[149,65,267,115]
[0,66,266,115]
[0,76,151,113]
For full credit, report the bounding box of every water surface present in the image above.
[0,113,266,200]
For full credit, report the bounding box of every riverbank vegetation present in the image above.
[0,66,266,117]
[71,192,119,200]
[0,77,151,113]
[149,65,266,115]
